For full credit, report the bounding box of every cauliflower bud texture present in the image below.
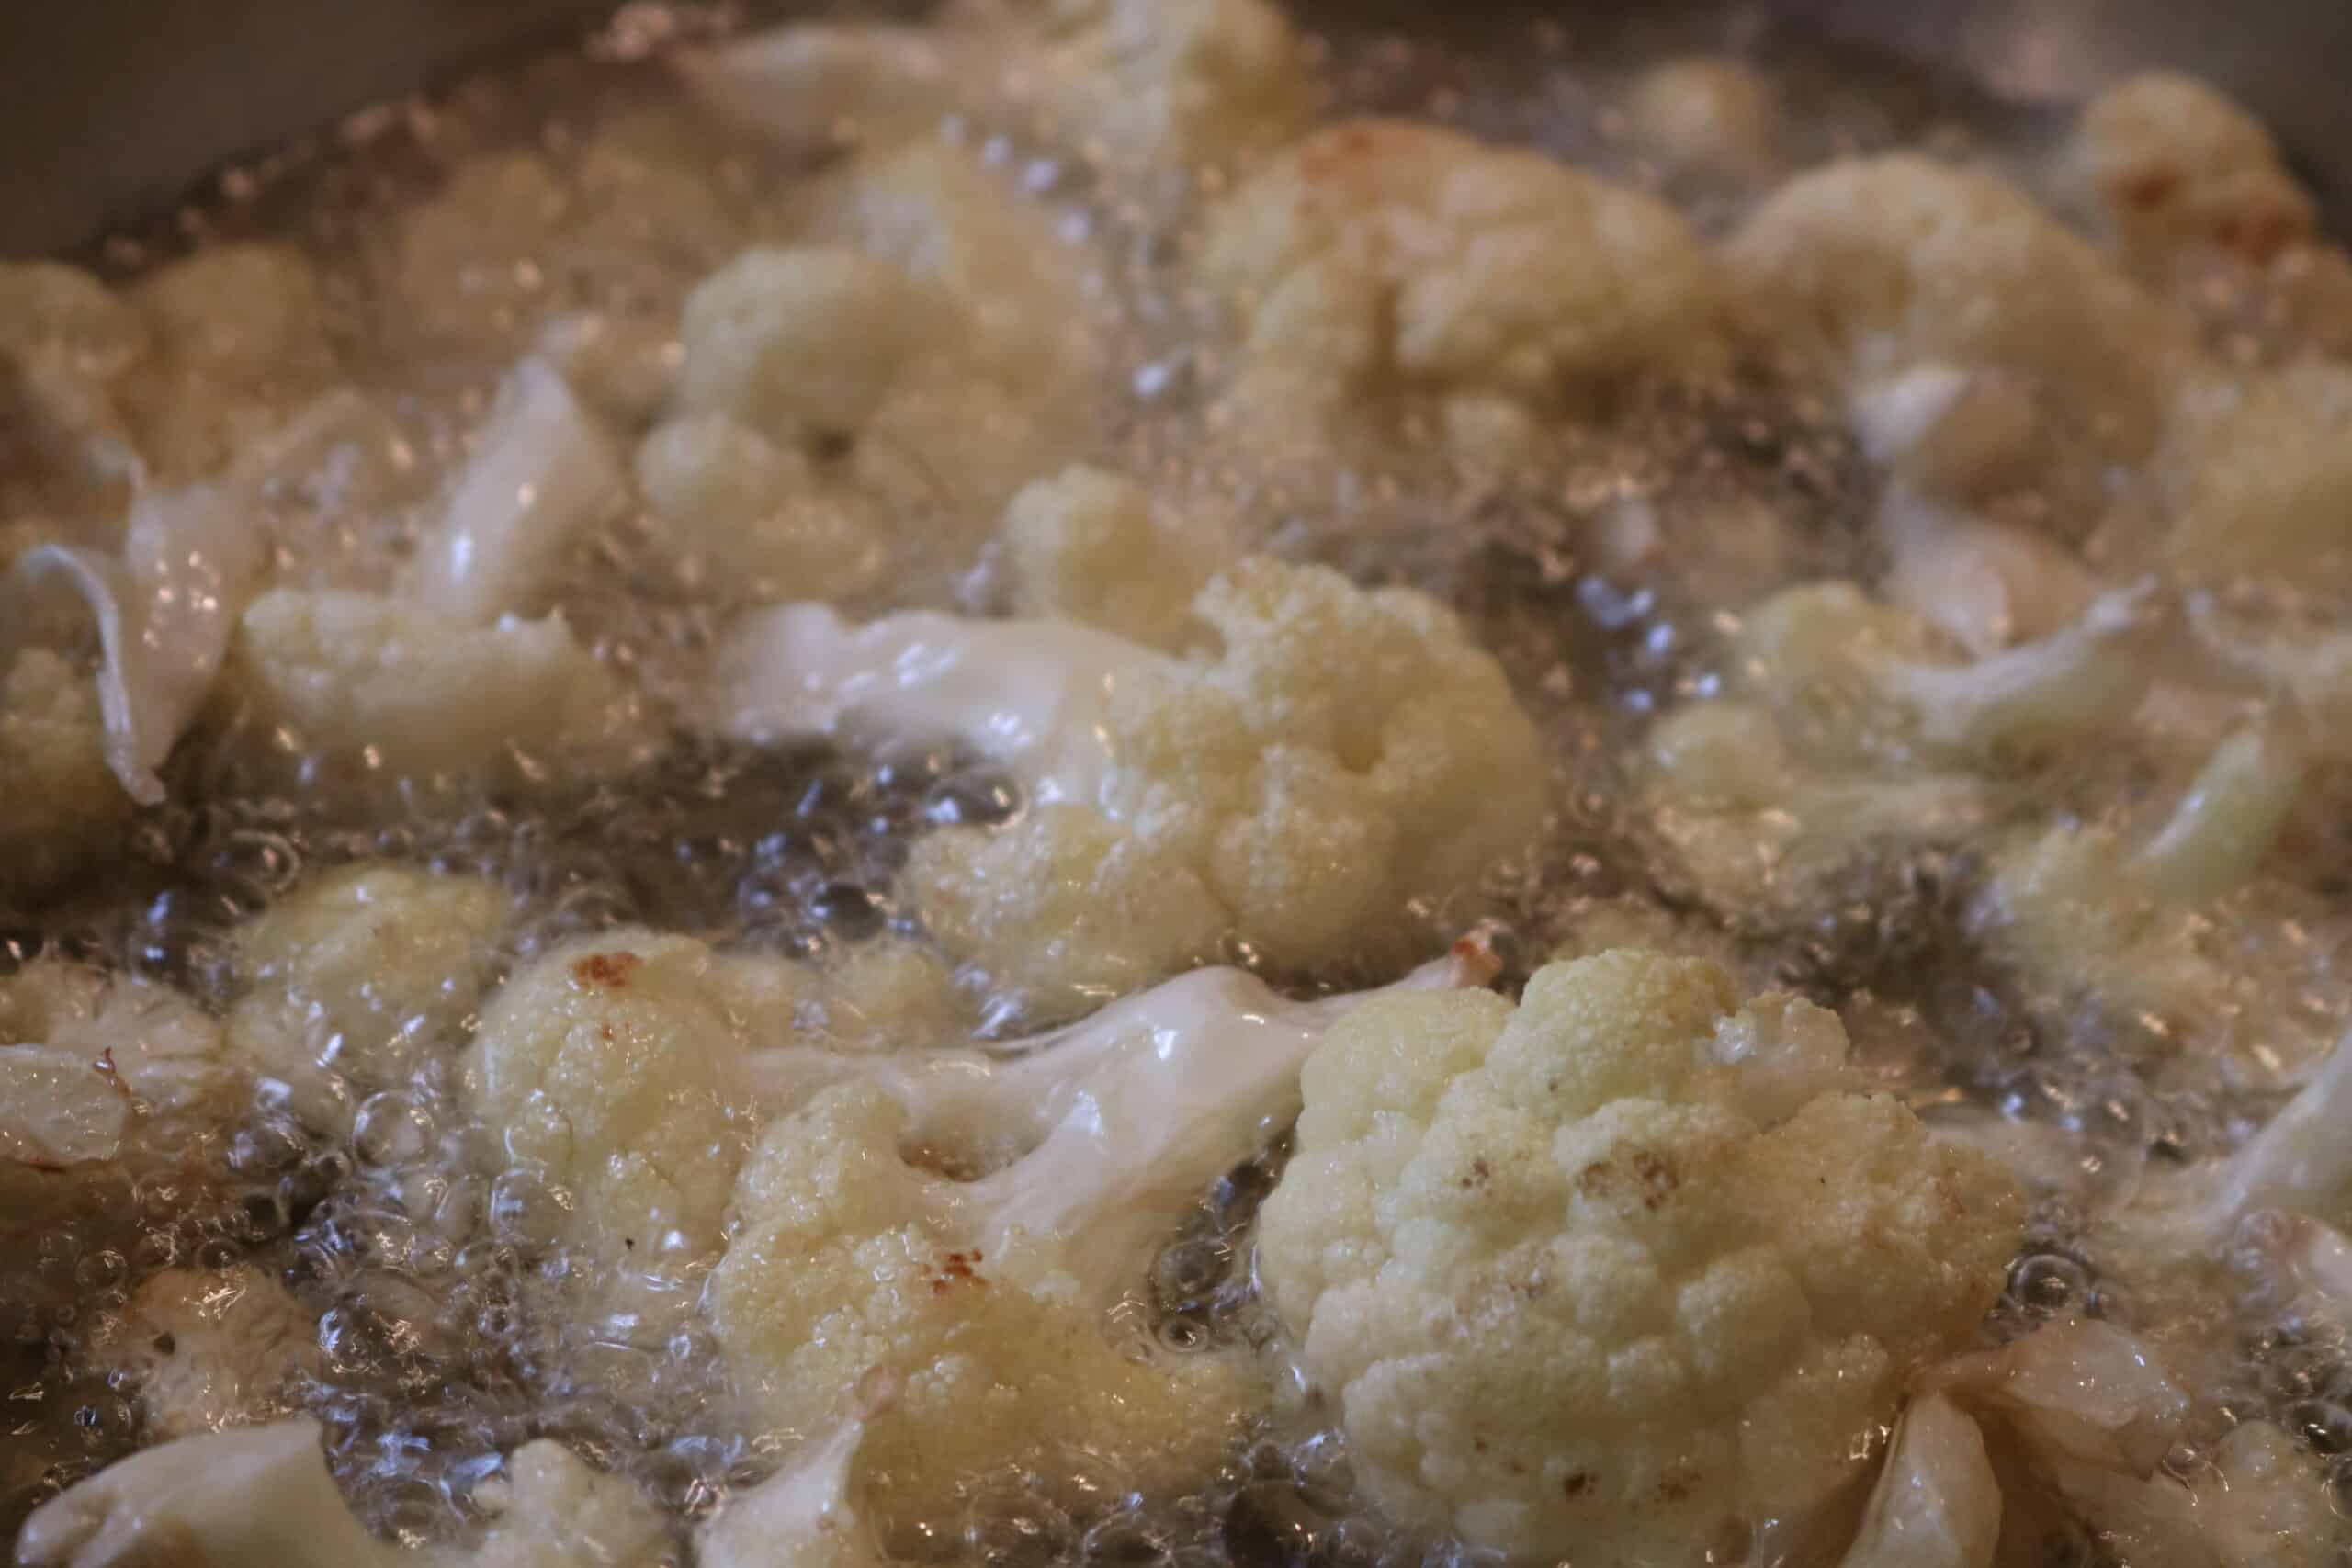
[1201,118,1730,468]
[718,518,1547,1017]
[1257,948,2024,1564]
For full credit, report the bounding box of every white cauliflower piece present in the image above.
[1030,0,1315,170]
[123,243,337,482]
[1256,948,2023,1564]
[463,931,786,1328]
[1850,364,2040,503]
[674,22,981,153]
[220,590,657,804]
[1931,1321,2343,1568]
[401,357,628,625]
[1623,56,1782,179]
[101,1265,321,1439]
[1202,119,1731,468]
[718,554,1547,1017]
[1834,1392,2001,1568]
[0,649,135,903]
[1,961,241,1172]
[225,864,513,1128]
[710,946,1487,1539]
[1727,154,2199,457]
[2160,361,2352,578]
[16,1417,670,1568]
[2067,72,2317,270]
[0,260,147,509]
[459,1440,673,1568]
[1974,716,2318,1072]
[632,412,888,604]
[663,225,1093,574]
[1643,580,2162,913]
[1878,493,2098,658]
[997,465,1228,652]
[696,1371,897,1568]
[14,1420,393,1568]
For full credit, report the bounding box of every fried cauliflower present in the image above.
[1202,119,1731,469]
[0,649,135,903]
[1727,153,2199,457]
[1256,948,2023,1564]
[2067,72,2317,270]
[220,590,658,805]
[720,549,1546,1019]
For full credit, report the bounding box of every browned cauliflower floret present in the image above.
[1258,950,2022,1564]
[2067,71,2317,271]
[1727,153,2199,457]
[0,649,135,904]
[1202,119,1731,469]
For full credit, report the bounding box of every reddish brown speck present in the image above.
[1562,1472,1594,1499]
[571,952,642,991]
[93,1048,131,1101]
[929,1249,989,1295]
[2120,166,2181,209]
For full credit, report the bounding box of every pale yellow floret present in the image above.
[460,1440,674,1568]
[998,465,1225,652]
[907,558,1547,1017]
[1258,949,2022,1565]
[633,412,889,603]
[221,590,658,803]
[1726,153,2198,457]
[1202,119,1730,467]
[0,650,135,903]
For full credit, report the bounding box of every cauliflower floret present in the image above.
[462,1440,673,1568]
[401,357,629,626]
[0,261,148,509]
[220,590,657,804]
[99,1265,321,1439]
[707,950,1489,1538]
[1,961,242,1171]
[998,465,1228,652]
[1256,949,2023,1564]
[1623,56,1781,180]
[124,243,336,482]
[224,864,513,1128]
[662,221,1094,578]
[1833,1392,2002,1568]
[1727,153,2199,457]
[697,1371,896,1568]
[2160,361,2352,577]
[1878,493,2098,658]
[464,931,786,1326]
[0,649,135,903]
[720,553,1546,1017]
[674,22,982,154]
[1642,580,2162,914]
[1850,364,2041,504]
[15,1417,670,1568]
[1030,0,1316,171]
[2067,72,2317,270]
[1975,716,2323,1077]
[1201,119,1731,468]
[633,412,888,604]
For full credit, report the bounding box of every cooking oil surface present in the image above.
[7,3,2352,1563]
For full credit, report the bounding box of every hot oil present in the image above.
[9,0,2352,1561]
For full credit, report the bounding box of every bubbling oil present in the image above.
[9,0,2352,1562]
